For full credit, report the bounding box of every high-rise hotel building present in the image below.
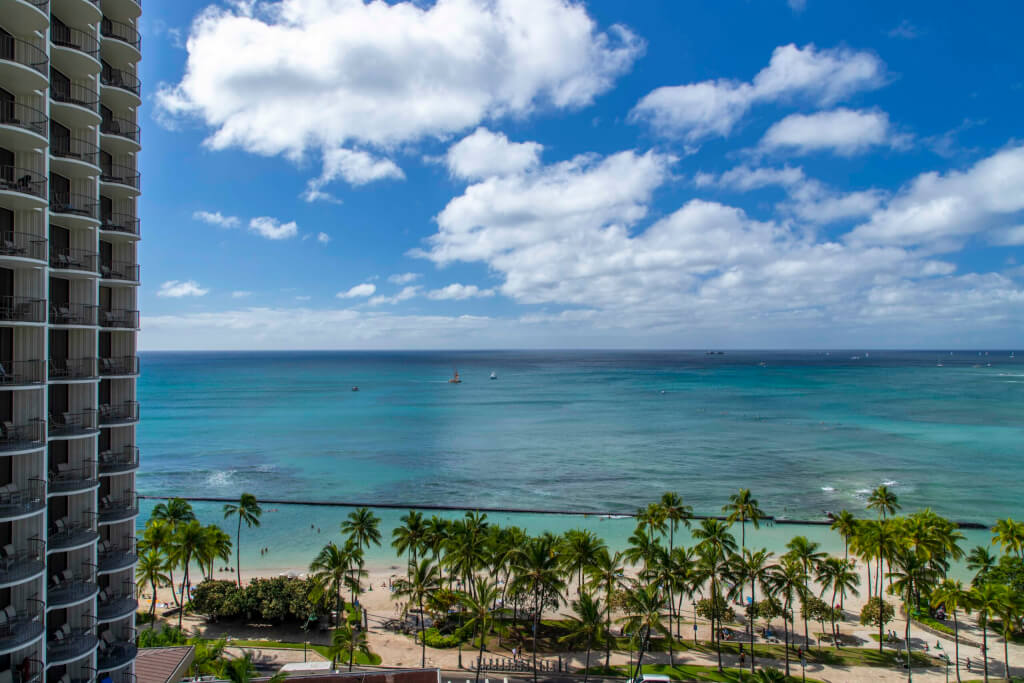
[0,0,141,680]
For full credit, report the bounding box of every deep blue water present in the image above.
[137,350,1023,523]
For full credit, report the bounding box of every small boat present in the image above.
[489,371,497,380]
[758,361,767,367]
[351,386,359,392]
[448,369,462,384]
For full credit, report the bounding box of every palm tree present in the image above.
[222,493,262,587]
[966,545,997,585]
[392,510,427,572]
[342,507,382,552]
[624,528,659,573]
[619,582,670,679]
[784,535,825,652]
[171,519,207,627]
[994,585,1023,683]
[766,556,803,678]
[149,501,194,606]
[561,529,606,596]
[723,488,766,551]
[867,485,901,519]
[509,535,565,683]
[636,502,668,541]
[135,549,170,627]
[829,510,858,602]
[585,548,625,668]
[659,492,693,553]
[931,579,967,682]
[730,548,774,672]
[393,558,441,668]
[815,557,859,647]
[310,542,350,626]
[692,518,737,673]
[967,582,1005,683]
[196,525,233,581]
[888,549,940,680]
[222,652,286,683]
[991,518,1024,560]
[460,577,501,683]
[558,592,606,683]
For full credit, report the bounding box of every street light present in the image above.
[692,601,698,645]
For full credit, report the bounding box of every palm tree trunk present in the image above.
[583,642,591,683]
[419,594,426,668]
[1002,633,1008,683]
[783,599,791,677]
[475,624,485,683]
[236,515,242,587]
[904,601,912,680]
[750,580,756,673]
[532,601,540,683]
[953,611,961,682]
[348,633,355,672]
[605,588,612,669]
[830,586,838,647]
[713,581,723,673]
[982,623,988,683]
[150,577,158,629]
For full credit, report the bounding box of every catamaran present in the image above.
[448,369,462,384]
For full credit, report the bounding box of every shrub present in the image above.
[138,625,188,648]
[189,577,322,623]
[136,611,155,625]
[191,580,241,620]
[859,597,895,629]
[421,625,472,648]
[696,595,735,624]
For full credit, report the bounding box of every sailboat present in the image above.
[448,368,462,384]
[489,371,497,380]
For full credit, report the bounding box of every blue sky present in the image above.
[139,0,1024,349]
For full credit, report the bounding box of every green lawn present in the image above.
[583,662,826,682]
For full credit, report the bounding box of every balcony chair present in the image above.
[0,544,15,571]
[1,237,25,256]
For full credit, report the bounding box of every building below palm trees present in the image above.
[0,0,141,680]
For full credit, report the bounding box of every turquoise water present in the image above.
[135,350,1021,570]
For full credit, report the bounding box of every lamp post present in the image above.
[692,601,698,645]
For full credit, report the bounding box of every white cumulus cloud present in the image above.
[249,216,298,240]
[303,148,405,202]
[157,0,642,158]
[427,283,496,300]
[630,43,886,142]
[317,232,330,245]
[337,283,377,299]
[158,280,209,297]
[369,286,421,306]
[446,127,544,180]
[193,210,239,228]
[760,108,904,156]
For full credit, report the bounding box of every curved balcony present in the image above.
[0,599,45,656]
[0,232,47,263]
[5,0,50,34]
[48,461,99,495]
[50,192,99,225]
[1,297,45,325]
[98,493,137,524]
[98,402,138,426]
[0,359,46,386]
[97,584,136,622]
[99,356,139,377]
[50,26,100,78]
[51,137,101,177]
[50,247,99,275]
[0,35,48,91]
[99,116,139,153]
[99,212,138,239]
[100,68,139,108]
[48,571,99,609]
[49,302,98,327]
[48,410,99,438]
[98,446,138,476]
[98,164,139,196]
[99,261,138,284]
[50,83,100,127]
[97,539,135,574]
[0,102,48,150]
[99,309,138,330]
[0,540,46,589]
[96,631,136,670]
[0,167,47,208]
[0,419,44,454]
[100,0,140,22]
[47,519,98,553]
[46,626,97,666]
[48,357,99,382]
[100,18,140,64]
[0,480,45,522]
[51,0,101,24]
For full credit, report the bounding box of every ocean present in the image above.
[135,350,1021,570]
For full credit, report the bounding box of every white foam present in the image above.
[821,486,836,492]
[882,479,898,486]
[206,470,235,488]
[854,488,871,495]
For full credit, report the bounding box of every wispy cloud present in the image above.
[369,286,421,306]
[337,283,376,299]
[888,20,920,39]
[317,232,330,245]
[231,290,251,298]
[158,280,209,297]
[388,273,421,285]
[249,216,298,240]
[193,210,240,228]
[427,283,495,300]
